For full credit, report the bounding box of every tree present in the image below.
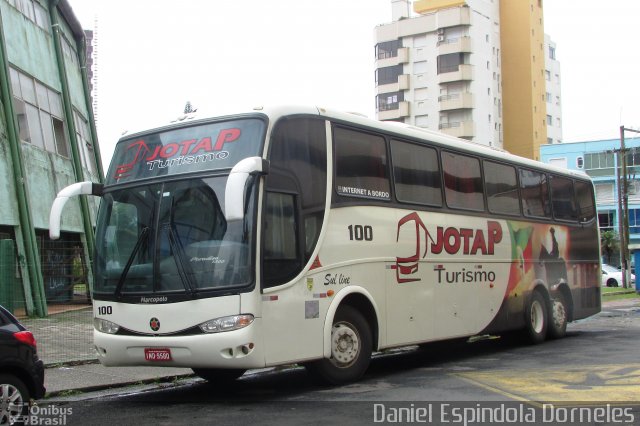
[600,230,619,265]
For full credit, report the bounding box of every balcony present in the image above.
[438,120,475,138]
[437,36,472,55]
[375,47,409,69]
[378,101,410,121]
[438,92,474,111]
[376,74,410,94]
[438,64,473,83]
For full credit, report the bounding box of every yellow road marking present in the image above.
[454,364,640,402]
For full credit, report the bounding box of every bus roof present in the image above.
[117,104,590,182]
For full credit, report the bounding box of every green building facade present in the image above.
[0,0,102,316]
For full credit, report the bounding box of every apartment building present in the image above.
[375,0,562,159]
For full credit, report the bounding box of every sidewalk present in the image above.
[21,307,192,397]
[22,297,640,398]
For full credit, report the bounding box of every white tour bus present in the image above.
[50,106,601,384]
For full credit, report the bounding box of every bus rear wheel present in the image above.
[305,305,372,385]
[192,368,246,383]
[524,290,548,344]
[548,292,568,339]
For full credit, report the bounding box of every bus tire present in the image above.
[192,368,246,383]
[524,290,548,344]
[305,305,372,385]
[548,292,568,339]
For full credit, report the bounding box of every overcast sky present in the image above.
[67,0,640,168]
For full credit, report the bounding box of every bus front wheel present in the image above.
[306,305,372,385]
[524,291,548,344]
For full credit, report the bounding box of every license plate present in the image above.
[144,348,172,362]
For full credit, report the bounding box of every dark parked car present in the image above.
[0,304,45,423]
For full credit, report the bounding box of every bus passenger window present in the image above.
[441,151,484,211]
[574,180,596,222]
[484,161,519,215]
[391,140,442,206]
[519,169,551,218]
[550,175,578,221]
[334,127,390,201]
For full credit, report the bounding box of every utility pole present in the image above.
[618,126,640,288]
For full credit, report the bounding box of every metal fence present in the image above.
[1,237,95,365]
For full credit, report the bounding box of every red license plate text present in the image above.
[144,348,172,362]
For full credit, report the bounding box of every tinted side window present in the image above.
[484,161,519,215]
[442,151,484,211]
[264,117,327,287]
[550,175,578,221]
[334,127,390,201]
[520,169,551,218]
[391,140,442,206]
[575,180,596,222]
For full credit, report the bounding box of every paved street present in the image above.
[31,299,640,426]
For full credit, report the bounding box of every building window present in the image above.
[630,210,640,234]
[375,40,402,60]
[594,183,615,204]
[73,111,97,174]
[549,46,556,60]
[375,65,403,86]
[545,70,551,81]
[584,152,615,177]
[598,211,615,232]
[547,115,553,125]
[437,53,465,74]
[60,35,79,68]
[9,67,68,157]
[576,156,584,169]
[376,91,403,112]
[8,0,50,31]
[629,209,640,234]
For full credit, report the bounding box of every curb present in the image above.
[44,359,100,369]
[44,372,195,399]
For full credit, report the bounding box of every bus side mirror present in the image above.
[49,182,103,240]
[225,157,269,221]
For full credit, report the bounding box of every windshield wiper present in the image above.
[166,225,197,297]
[114,226,150,300]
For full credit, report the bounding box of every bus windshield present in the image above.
[94,117,265,300]
[94,174,256,299]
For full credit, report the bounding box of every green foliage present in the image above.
[600,230,619,265]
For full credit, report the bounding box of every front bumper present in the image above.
[94,318,265,369]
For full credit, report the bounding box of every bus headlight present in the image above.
[199,314,254,333]
[94,318,120,334]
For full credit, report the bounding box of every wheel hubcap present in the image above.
[331,322,360,367]
[530,300,544,334]
[0,384,24,424]
[552,299,566,329]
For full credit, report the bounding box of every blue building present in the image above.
[541,137,640,267]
